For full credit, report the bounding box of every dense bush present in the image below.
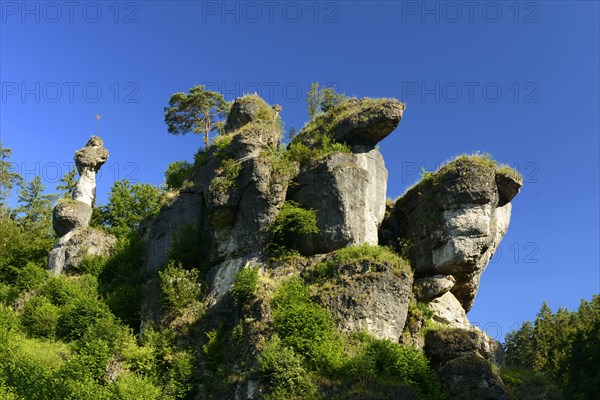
[259,335,317,400]
[15,262,47,292]
[268,201,318,259]
[164,160,195,190]
[21,296,59,338]
[231,266,259,304]
[159,261,201,313]
[57,297,113,340]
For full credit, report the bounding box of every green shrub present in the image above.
[268,201,318,259]
[57,298,113,340]
[259,335,317,400]
[21,296,59,338]
[74,255,107,277]
[272,278,343,370]
[112,373,162,399]
[286,135,350,165]
[164,160,195,190]
[0,283,18,306]
[231,266,259,304]
[209,158,241,193]
[41,275,99,306]
[15,262,47,292]
[0,304,19,336]
[159,261,201,313]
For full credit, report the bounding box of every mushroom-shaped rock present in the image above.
[293,98,405,148]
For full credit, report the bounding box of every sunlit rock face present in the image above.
[48,136,114,275]
[380,158,522,313]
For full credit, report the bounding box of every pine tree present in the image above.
[0,142,23,207]
[17,176,57,225]
[56,166,78,198]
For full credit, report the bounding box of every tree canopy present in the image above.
[164,85,231,148]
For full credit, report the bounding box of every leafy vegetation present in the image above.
[209,158,241,193]
[268,201,319,259]
[231,266,260,305]
[164,85,231,148]
[164,160,195,190]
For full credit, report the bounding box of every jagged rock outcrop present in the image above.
[48,136,115,275]
[381,157,522,313]
[425,328,508,399]
[47,227,116,274]
[413,274,456,302]
[287,98,403,256]
[288,148,388,255]
[136,93,525,399]
[141,187,206,274]
[314,258,413,341]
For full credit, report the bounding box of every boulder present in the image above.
[288,148,387,255]
[224,94,277,133]
[293,98,405,147]
[48,227,116,275]
[413,274,456,302]
[380,158,522,311]
[315,259,413,341]
[52,199,93,238]
[427,291,470,329]
[438,356,509,399]
[424,328,505,369]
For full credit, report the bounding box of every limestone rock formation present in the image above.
[48,136,114,275]
[141,186,206,274]
[136,93,524,399]
[381,157,522,313]
[425,328,508,399]
[293,98,405,147]
[288,148,388,255]
[314,258,413,341]
[413,274,456,302]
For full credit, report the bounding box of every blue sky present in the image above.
[1,1,598,340]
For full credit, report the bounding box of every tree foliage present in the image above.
[504,295,600,399]
[306,82,348,120]
[56,166,78,199]
[0,142,23,206]
[164,85,231,148]
[94,179,162,237]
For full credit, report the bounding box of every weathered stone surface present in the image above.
[52,199,93,238]
[438,356,509,399]
[73,136,109,206]
[427,291,470,329]
[413,274,455,302]
[224,95,277,133]
[424,328,505,369]
[142,187,206,273]
[48,227,116,275]
[50,136,112,274]
[289,148,387,255]
[380,158,522,311]
[315,259,413,341]
[206,255,266,306]
[294,98,405,147]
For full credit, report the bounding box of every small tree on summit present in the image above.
[164,85,231,149]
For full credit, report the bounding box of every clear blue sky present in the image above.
[1,1,598,341]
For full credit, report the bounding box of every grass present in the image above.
[301,97,404,141]
[401,151,522,196]
[13,335,70,370]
